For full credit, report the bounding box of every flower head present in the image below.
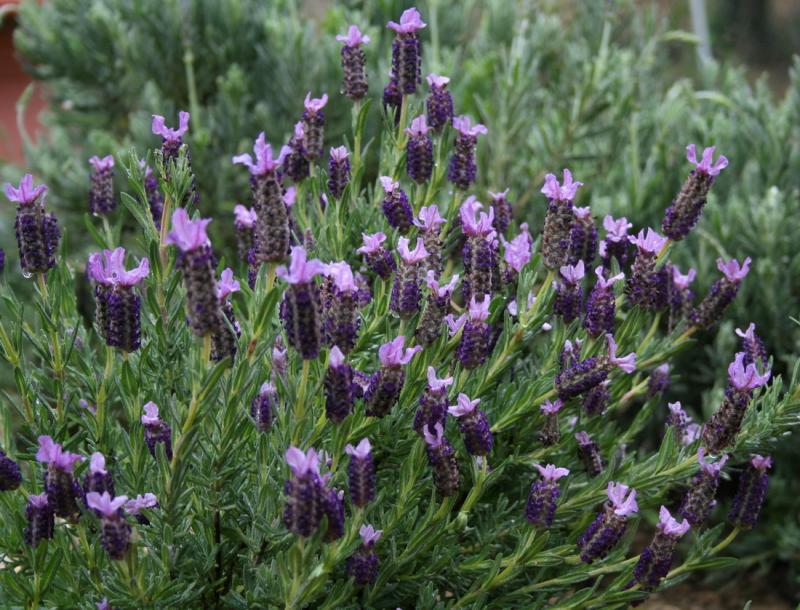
[559,260,585,284]
[459,196,495,237]
[603,215,633,242]
[448,393,480,417]
[304,92,329,113]
[141,402,161,425]
[427,73,449,88]
[672,265,697,289]
[697,447,728,476]
[540,399,563,415]
[345,438,372,459]
[750,454,773,472]
[330,146,349,162]
[727,352,770,391]
[405,115,431,137]
[387,8,426,33]
[357,232,387,254]
[502,232,533,273]
[89,452,107,474]
[445,313,467,336]
[233,204,257,227]
[422,422,444,447]
[658,506,691,536]
[124,493,158,515]
[540,169,582,202]
[426,271,459,298]
[88,248,150,287]
[233,132,290,175]
[378,336,422,366]
[276,246,326,285]
[735,323,757,342]
[324,261,358,293]
[426,366,453,391]
[36,436,83,472]
[594,266,624,289]
[336,25,370,47]
[165,208,211,252]
[686,144,729,177]
[397,237,429,264]
[467,295,491,321]
[607,482,639,516]
[285,446,321,478]
[151,111,190,142]
[89,155,115,171]
[717,257,751,282]
[359,523,383,545]
[631,228,668,255]
[85,491,128,517]
[379,176,400,194]
[4,174,47,205]
[29,493,49,508]
[415,205,446,231]
[535,464,570,482]
[452,115,488,137]
[216,268,240,300]
[606,334,636,373]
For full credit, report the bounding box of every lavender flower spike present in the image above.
[0,449,22,491]
[233,204,257,261]
[284,122,310,182]
[380,176,414,233]
[36,435,83,521]
[337,25,370,100]
[125,493,158,525]
[667,264,696,330]
[583,266,624,337]
[448,393,493,456]
[358,232,396,279]
[539,399,563,446]
[554,260,585,323]
[387,8,426,95]
[489,188,513,236]
[525,464,569,528]
[416,271,458,346]
[141,402,173,460]
[448,116,488,191]
[691,257,751,329]
[415,204,446,278]
[283,446,324,537]
[366,336,422,417]
[345,438,376,507]
[576,431,605,477]
[391,237,429,318]
[141,161,164,228]
[423,423,460,497]
[555,334,635,401]
[322,261,361,353]
[5,174,60,275]
[86,492,131,560]
[348,524,382,586]
[729,454,772,530]
[649,364,672,397]
[541,169,583,270]
[325,346,355,424]
[426,73,454,131]
[456,295,492,369]
[152,111,197,203]
[662,144,728,240]
[678,448,728,526]
[578,482,639,563]
[626,228,668,309]
[24,493,54,547]
[460,196,498,302]
[632,506,690,590]
[84,452,115,498]
[413,366,453,435]
[250,381,277,432]
[88,155,116,216]
[736,322,769,371]
[327,146,351,198]
[211,268,241,362]
[567,206,598,266]
[301,92,329,160]
[278,246,325,360]
[600,214,633,268]
[405,115,434,183]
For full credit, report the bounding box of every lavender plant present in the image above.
[1,6,799,610]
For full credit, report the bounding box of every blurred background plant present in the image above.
[1,0,798,604]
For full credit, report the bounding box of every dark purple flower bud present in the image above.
[702,352,770,453]
[583,267,624,338]
[576,431,604,477]
[525,464,569,528]
[325,347,355,424]
[278,247,325,360]
[489,189,513,236]
[88,155,116,216]
[141,402,173,460]
[5,174,60,275]
[540,170,582,271]
[141,163,163,229]
[568,207,597,266]
[36,435,83,521]
[405,115,434,183]
[448,116,487,191]
[337,26,370,100]
[151,111,198,204]
[86,492,131,560]
[583,380,610,416]
[345,438,376,508]
[600,215,634,269]
[382,77,403,123]
[559,339,583,371]
[322,262,361,353]
[387,8,426,94]
[735,323,769,371]
[233,204,257,262]
[301,93,328,160]
[233,133,292,264]
[124,493,158,526]
[423,423,460,497]
[416,272,458,346]
[691,257,751,329]
[425,74,453,131]
[729,454,772,530]
[322,486,346,542]
[460,197,497,303]
[632,507,690,590]
[0,449,22,491]
[648,364,671,397]
[284,122,310,183]
[665,264,696,331]
[538,399,563,446]
[391,237,429,319]
[250,382,277,432]
[662,144,728,240]
[365,337,422,417]
[83,452,115,498]
[554,261,585,323]
[88,248,149,352]
[211,269,241,362]
[347,525,382,585]
[578,482,639,563]
[358,232,396,280]
[457,296,492,370]
[354,272,372,307]
[379,177,414,233]
[327,147,351,198]
[24,493,54,547]
[556,335,636,401]
[283,447,324,537]
[448,393,493,456]
[415,205,447,278]
[625,229,668,309]
[678,448,728,526]
[413,367,453,435]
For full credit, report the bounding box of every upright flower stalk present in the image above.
[583,267,624,338]
[327,146,351,199]
[324,346,355,424]
[323,262,361,353]
[631,507,690,591]
[577,482,639,563]
[233,204,257,262]
[489,189,513,236]
[88,248,150,352]
[83,452,115,497]
[555,334,636,401]
[345,438,376,508]
[24,493,54,547]
[666,264,696,330]
[678,449,728,527]
[347,525,382,586]
[211,268,240,361]
[599,215,633,268]
[141,162,164,229]
[86,492,131,560]
[553,260,584,323]
[387,8,426,95]
[36,436,83,522]
[447,116,487,191]
[358,232,396,279]
[301,93,329,161]
[141,402,173,460]
[662,144,728,240]
[525,464,569,528]
[540,170,582,271]
[277,246,325,360]
[152,111,198,203]
[460,196,497,302]
[728,454,772,530]
[336,25,370,101]
[415,272,458,346]
[625,229,668,309]
[365,336,421,417]
[425,74,453,131]
[423,422,460,497]
[283,447,323,538]
[88,155,116,216]
[413,367,453,436]
[456,295,492,370]
[736,323,769,370]
[576,431,604,477]
[4,174,60,276]
[415,205,446,278]
[405,115,434,183]
[391,237,429,319]
[251,381,277,432]
[691,258,751,330]
[449,391,494,456]
[380,176,414,233]
[284,122,310,183]
[567,207,597,266]
[538,399,563,446]
[233,132,291,264]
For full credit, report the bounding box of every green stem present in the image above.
[95,346,115,446]
[293,360,311,443]
[37,273,63,420]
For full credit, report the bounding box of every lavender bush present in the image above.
[1,4,799,609]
